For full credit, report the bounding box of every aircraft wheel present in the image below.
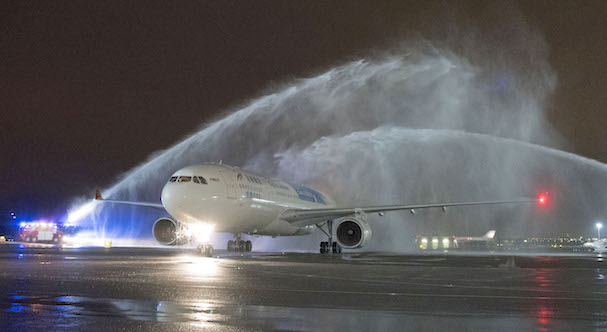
[238,240,246,252]
[332,242,341,254]
[245,240,252,252]
[320,241,328,254]
[204,245,214,257]
[227,240,235,252]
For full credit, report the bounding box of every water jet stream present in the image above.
[67,39,601,251]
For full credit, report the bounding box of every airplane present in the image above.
[452,230,496,249]
[583,239,607,253]
[454,230,496,243]
[94,163,546,256]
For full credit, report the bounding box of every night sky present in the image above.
[1,1,606,223]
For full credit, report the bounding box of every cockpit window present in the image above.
[178,176,192,182]
[191,176,208,184]
[169,176,177,182]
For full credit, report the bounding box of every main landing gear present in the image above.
[227,235,252,252]
[196,244,214,257]
[317,220,341,254]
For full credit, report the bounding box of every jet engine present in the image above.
[335,217,372,249]
[153,218,187,245]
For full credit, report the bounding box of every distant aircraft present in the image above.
[583,239,607,253]
[453,230,496,249]
[95,163,544,256]
[454,230,496,243]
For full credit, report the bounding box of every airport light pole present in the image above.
[597,222,603,240]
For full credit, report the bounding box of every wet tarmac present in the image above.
[1,246,607,331]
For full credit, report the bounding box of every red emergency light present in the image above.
[537,192,549,206]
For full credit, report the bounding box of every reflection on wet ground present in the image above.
[1,247,606,331]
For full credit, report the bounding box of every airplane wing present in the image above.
[94,189,165,209]
[280,198,537,227]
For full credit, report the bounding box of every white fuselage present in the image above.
[453,230,496,243]
[160,164,335,236]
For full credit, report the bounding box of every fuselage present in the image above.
[453,230,496,242]
[160,164,335,236]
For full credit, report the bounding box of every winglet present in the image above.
[95,188,103,200]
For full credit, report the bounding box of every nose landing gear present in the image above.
[196,244,214,257]
[317,220,341,254]
[227,235,252,252]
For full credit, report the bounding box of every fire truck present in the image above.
[19,221,63,244]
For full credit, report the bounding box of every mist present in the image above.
[68,11,607,252]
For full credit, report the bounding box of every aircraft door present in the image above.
[219,170,237,199]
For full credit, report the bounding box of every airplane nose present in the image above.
[161,183,179,210]
[162,181,191,220]
[160,170,230,227]
[161,180,207,218]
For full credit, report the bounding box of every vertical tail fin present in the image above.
[95,188,103,200]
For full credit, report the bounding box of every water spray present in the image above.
[65,33,603,251]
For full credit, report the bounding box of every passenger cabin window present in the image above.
[169,176,177,182]
[178,176,192,182]
[245,175,263,184]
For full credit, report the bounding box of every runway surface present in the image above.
[1,246,607,331]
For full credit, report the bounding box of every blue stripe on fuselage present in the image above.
[291,185,327,205]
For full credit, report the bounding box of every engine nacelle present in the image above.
[153,218,187,245]
[335,217,372,249]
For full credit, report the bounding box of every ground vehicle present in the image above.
[19,222,63,244]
